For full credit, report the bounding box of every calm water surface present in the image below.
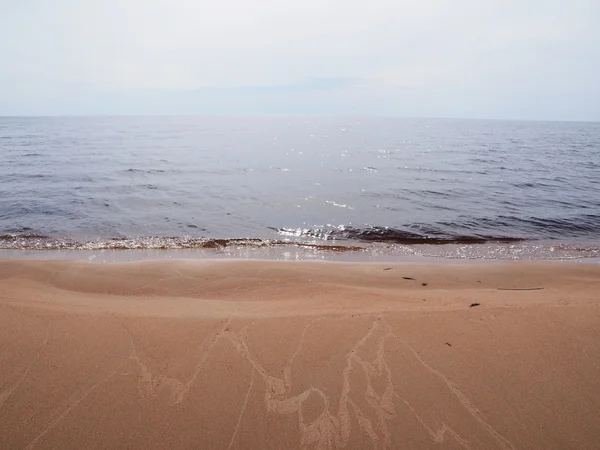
[1,116,599,259]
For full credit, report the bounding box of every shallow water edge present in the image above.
[2,240,599,264]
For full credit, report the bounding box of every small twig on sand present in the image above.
[403,277,415,280]
[497,287,544,291]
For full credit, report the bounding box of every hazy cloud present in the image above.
[1,0,598,119]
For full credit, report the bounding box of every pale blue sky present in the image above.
[1,0,599,120]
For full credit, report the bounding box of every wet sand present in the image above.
[1,259,600,449]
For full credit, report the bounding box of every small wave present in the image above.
[277,214,600,244]
[514,215,600,236]
[0,233,49,241]
[277,226,524,244]
[277,227,339,240]
[0,235,363,251]
[438,214,600,238]
[125,168,166,174]
[325,200,353,209]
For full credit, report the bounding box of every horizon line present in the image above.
[0,113,598,124]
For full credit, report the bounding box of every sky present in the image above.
[1,0,599,120]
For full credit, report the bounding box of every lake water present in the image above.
[1,116,599,260]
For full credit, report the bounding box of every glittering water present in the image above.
[1,116,599,259]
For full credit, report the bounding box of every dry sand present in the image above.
[1,259,600,449]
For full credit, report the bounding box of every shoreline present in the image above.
[1,241,600,264]
[1,259,600,448]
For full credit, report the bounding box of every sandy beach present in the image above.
[1,259,599,449]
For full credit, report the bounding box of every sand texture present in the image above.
[1,259,600,449]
